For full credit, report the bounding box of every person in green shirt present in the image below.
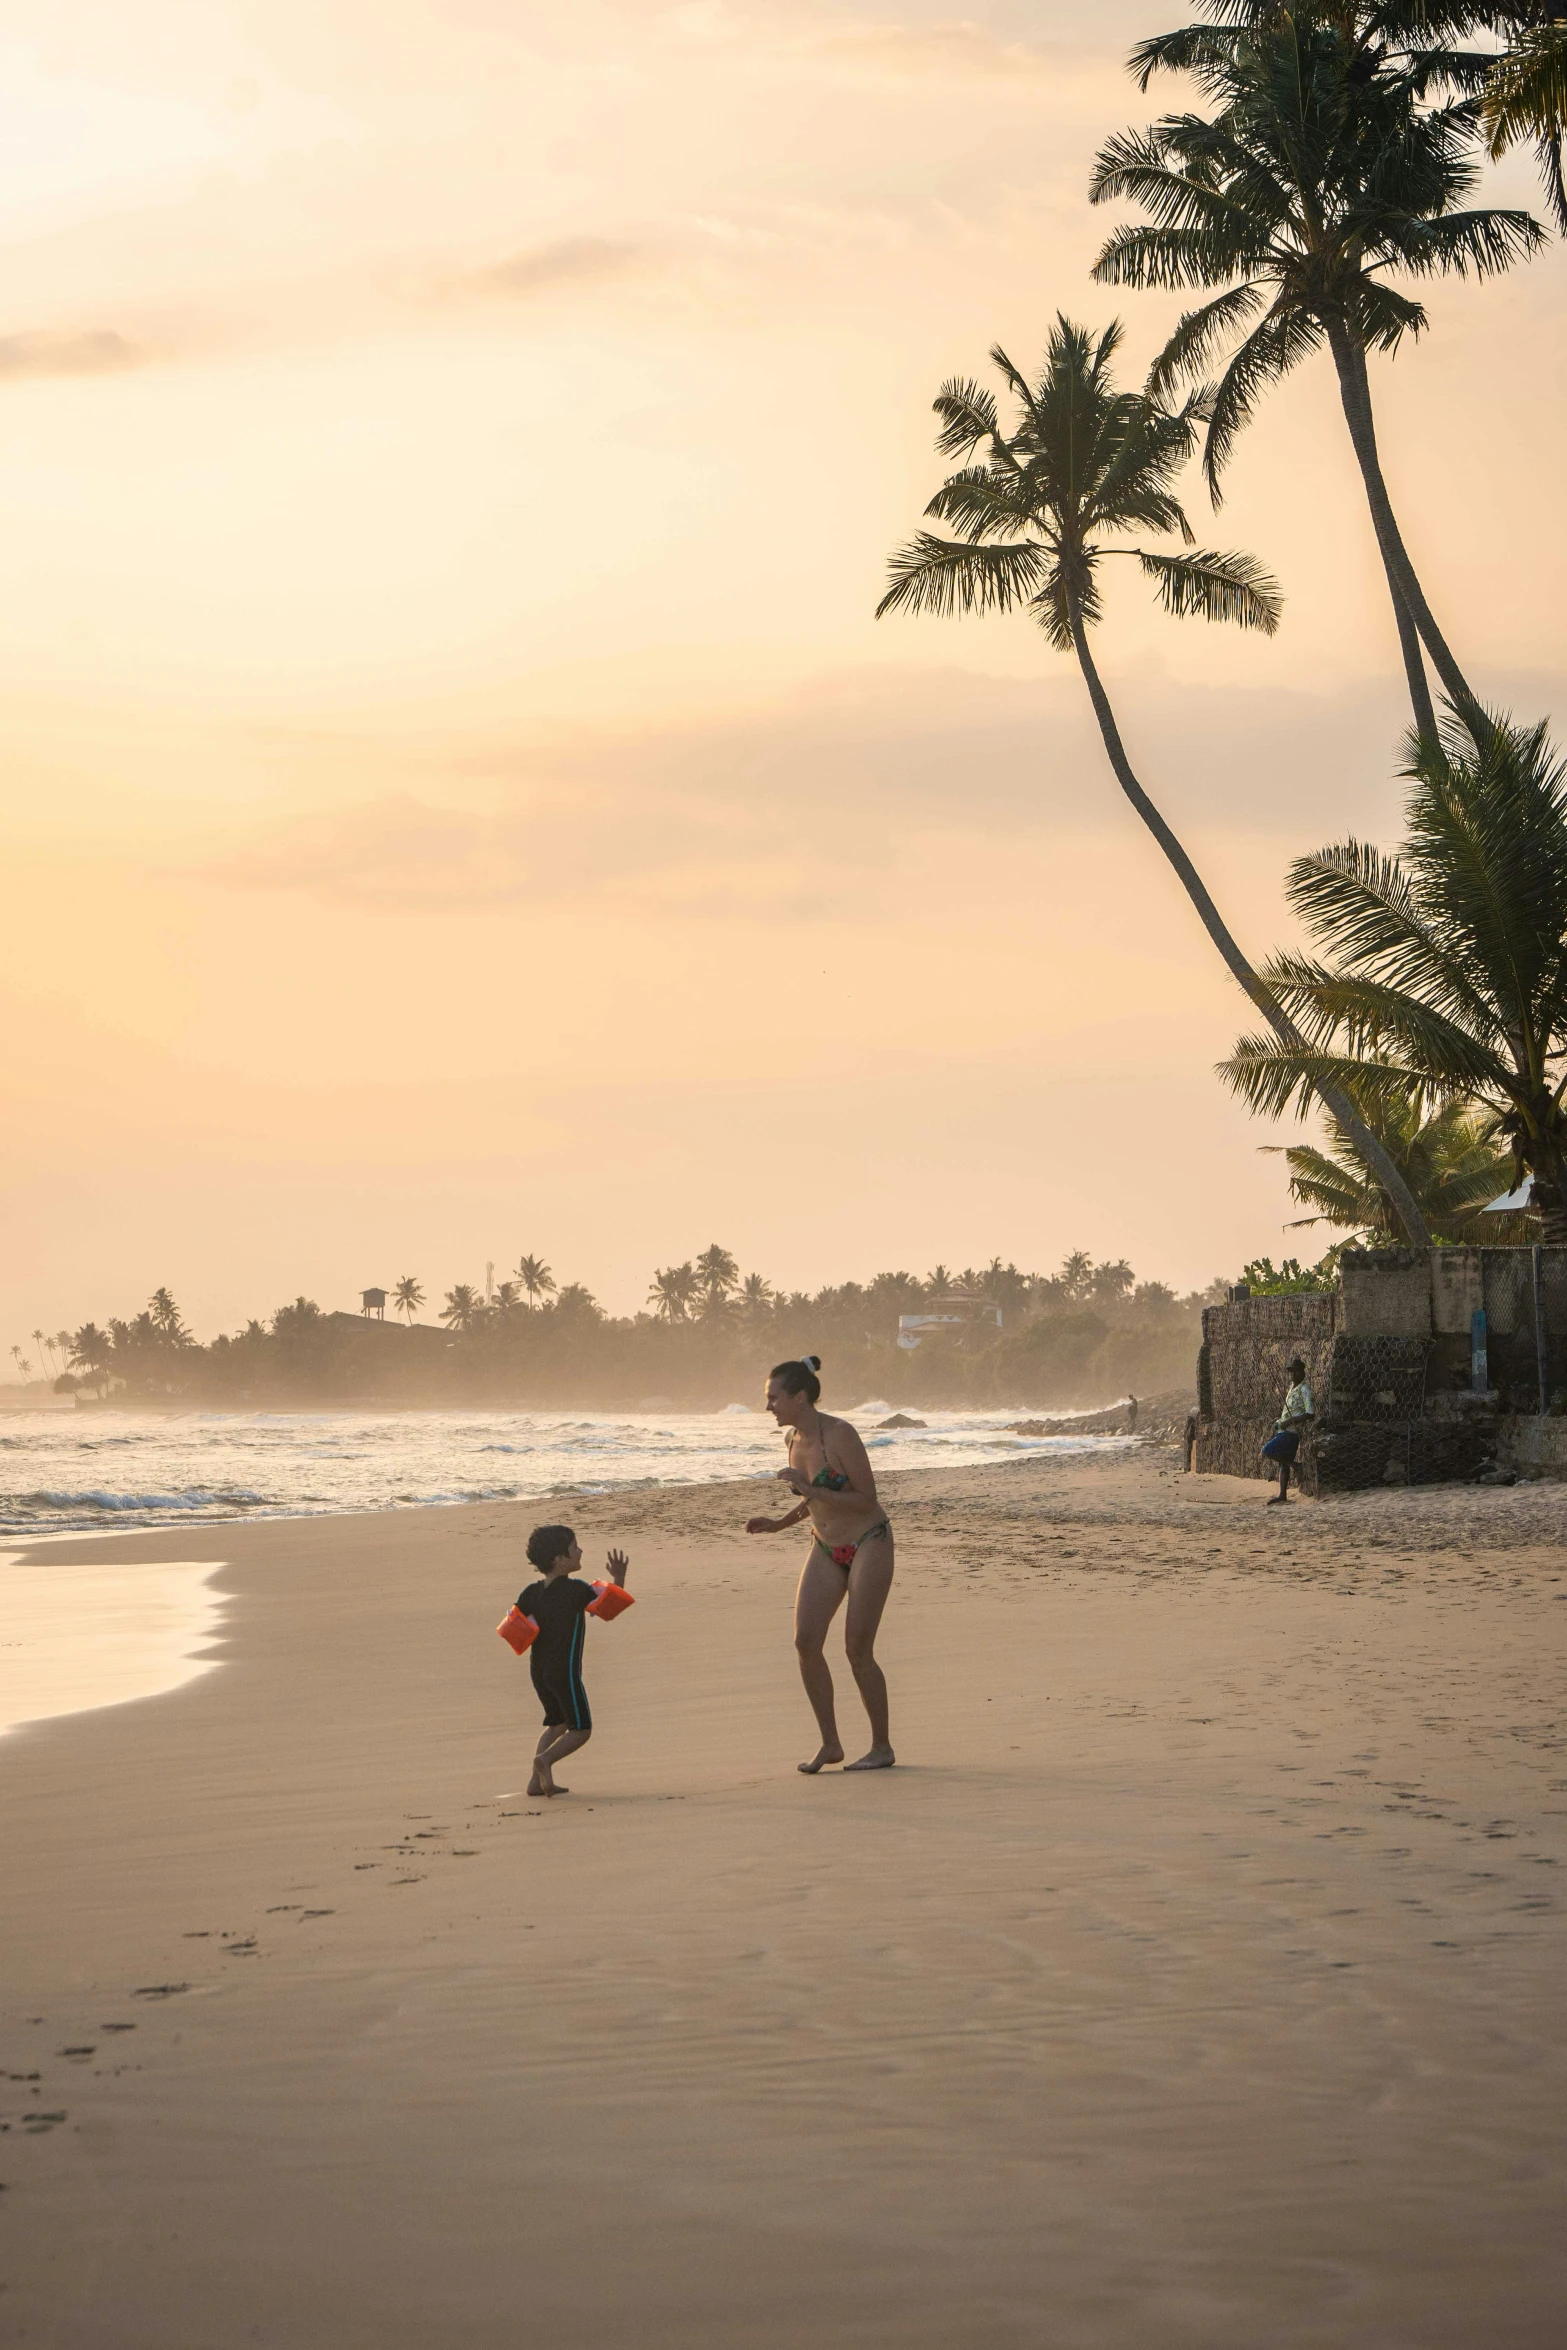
[1262,1358,1314,1505]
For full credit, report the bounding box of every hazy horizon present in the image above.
[3,1,1563,1340]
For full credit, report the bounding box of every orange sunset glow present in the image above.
[3,0,1564,1332]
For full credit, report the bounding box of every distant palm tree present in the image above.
[695,1242,739,1312]
[492,1280,521,1315]
[11,1345,27,1383]
[878,317,1430,1245]
[440,1284,482,1334]
[739,1271,776,1319]
[1091,12,1544,740]
[553,1282,602,1320]
[647,1263,697,1322]
[148,1287,189,1345]
[1221,716,1567,1242]
[515,1254,556,1310]
[392,1275,425,1327]
[32,1329,52,1377]
[924,1263,954,1298]
[68,1324,113,1397]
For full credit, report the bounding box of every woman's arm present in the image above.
[746,1501,810,1536]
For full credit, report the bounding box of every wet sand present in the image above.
[2,1447,1565,2348]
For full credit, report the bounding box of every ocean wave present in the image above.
[11,1486,272,1513]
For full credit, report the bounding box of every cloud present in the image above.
[196,663,1433,918]
[0,329,146,382]
[463,236,655,301]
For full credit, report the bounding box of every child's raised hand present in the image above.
[605,1547,629,1583]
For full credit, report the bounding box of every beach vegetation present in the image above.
[1091,4,1545,743]
[1221,715,1567,1240]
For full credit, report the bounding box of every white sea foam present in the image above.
[0,1405,1131,1537]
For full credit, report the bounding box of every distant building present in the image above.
[361,1288,388,1320]
[898,1293,1003,1351]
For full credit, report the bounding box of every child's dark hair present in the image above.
[770,1354,822,1406]
[526,1523,576,1570]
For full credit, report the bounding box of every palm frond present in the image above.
[1136,547,1283,632]
[1390,205,1547,277]
[932,378,1001,459]
[1203,308,1322,497]
[1146,282,1265,397]
[875,534,1053,622]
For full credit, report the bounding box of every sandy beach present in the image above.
[2,1446,1565,2348]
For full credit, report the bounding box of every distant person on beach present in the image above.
[745,1355,895,1775]
[1261,1360,1314,1506]
[515,1525,630,1796]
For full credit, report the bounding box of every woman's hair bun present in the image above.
[802,1354,821,1373]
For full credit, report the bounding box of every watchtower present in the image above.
[361,1287,387,1321]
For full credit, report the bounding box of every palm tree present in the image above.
[647,1263,697,1322]
[148,1287,190,1345]
[11,1345,26,1383]
[739,1270,777,1319]
[877,317,1431,1243]
[440,1283,482,1334]
[1484,7,1567,229]
[68,1324,113,1398]
[515,1254,556,1310]
[1268,1086,1521,1242]
[492,1279,521,1316]
[392,1275,424,1326]
[1220,714,1567,1240]
[1090,11,1544,742]
[32,1328,53,1377]
[694,1242,739,1312]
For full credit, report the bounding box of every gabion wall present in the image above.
[1190,1249,1567,1491]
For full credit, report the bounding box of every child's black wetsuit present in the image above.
[517,1575,596,1731]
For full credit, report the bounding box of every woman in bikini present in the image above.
[745,1355,895,1775]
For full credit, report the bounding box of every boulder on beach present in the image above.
[877,1413,927,1429]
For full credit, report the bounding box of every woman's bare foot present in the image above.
[844,1745,895,1771]
[798,1742,845,1775]
[526,1772,547,1797]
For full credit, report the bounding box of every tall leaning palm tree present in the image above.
[877,316,1431,1243]
[1221,714,1567,1240]
[1090,10,1544,743]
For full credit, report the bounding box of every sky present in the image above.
[1,0,1563,1346]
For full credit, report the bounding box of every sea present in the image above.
[0,1401,1130,1537]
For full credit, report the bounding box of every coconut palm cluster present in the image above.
[881,3,1567,1244]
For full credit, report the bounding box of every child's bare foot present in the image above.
[844,1745,895,1771]
[543,1783,568,1795]
[526,1772,547,1797]
[798,1742,844,1775]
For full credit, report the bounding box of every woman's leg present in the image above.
[842,1532,895,1770]
[795,1544,849,1773]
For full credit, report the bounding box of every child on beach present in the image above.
[515,1525,630,1797]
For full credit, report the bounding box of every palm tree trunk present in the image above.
[1067,596,1433,1247]
[1326,323,1486,742]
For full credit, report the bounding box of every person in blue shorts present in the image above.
[517,1524,629,1797]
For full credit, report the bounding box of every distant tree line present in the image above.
[40,1250,1228,1412]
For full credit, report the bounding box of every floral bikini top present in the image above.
[811,1463,851,1492]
